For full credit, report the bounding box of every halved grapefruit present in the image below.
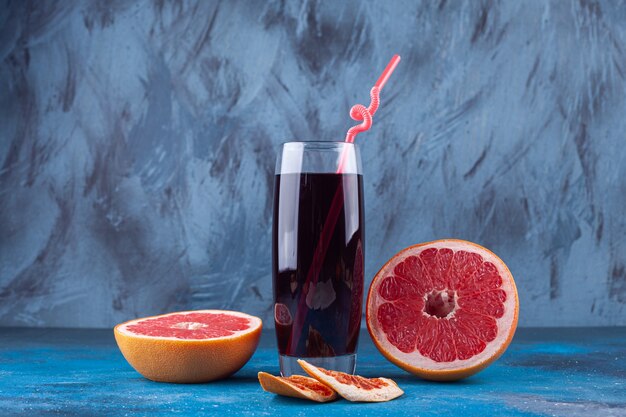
[298,360,404,402]
[366,239,518,381]
[114,310,262,383]
[258,372,338,402]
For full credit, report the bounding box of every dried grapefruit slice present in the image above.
[366,239,519,381]
[114,310,262,383]
[297,360,403,402]
[258,372,338,402]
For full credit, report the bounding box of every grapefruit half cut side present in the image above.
[366,239,519,381]
[258,372,338,402]
[114,310,262,383]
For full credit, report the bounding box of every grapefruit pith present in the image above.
[366,239,518,381]
[114,310,262,383]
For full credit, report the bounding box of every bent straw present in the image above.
[286,55,401,355]
[338,54,401,173]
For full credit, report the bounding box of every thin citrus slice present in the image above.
[297,359,404,402]
[258,372,338,402]
[114,310,262,383]
[366,239,519,381]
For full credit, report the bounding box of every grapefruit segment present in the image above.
[378,276,404,301]
[114,310,262,383]
[274,303,293,326]
[415,315,438,357]
[428,320,456,362]
[258,372,337,402]
[449,318,486,360]
[394,255,432,293]
[458,289,507,318]
[366,239,519,381]
[297,360,403,402]
[448,250,482,289]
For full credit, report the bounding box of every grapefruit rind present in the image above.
[114,310,262,383]
[258,372,338,402]
[297,359,404,402]
[366,239,519,381]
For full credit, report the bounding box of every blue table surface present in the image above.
[1,327,625,416]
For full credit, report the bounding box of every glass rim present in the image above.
[281,140,357,148]
[276,140,361,174]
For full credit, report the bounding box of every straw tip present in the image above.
[374,54,402,90]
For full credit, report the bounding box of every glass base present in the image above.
[279,354,357,376]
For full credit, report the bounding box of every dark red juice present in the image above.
[272,173,364,357]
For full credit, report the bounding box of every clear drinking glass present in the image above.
[272,141,364,376]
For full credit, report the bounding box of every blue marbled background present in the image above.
[0,0,624,328]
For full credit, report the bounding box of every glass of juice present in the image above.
[273,141,364,376]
